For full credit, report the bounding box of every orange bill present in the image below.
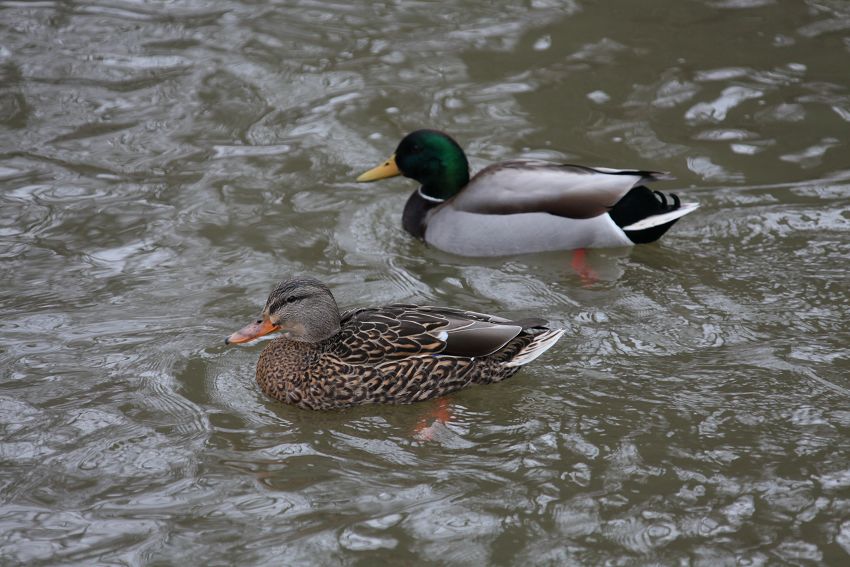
[356,154,401,182]
[225,319,280,345]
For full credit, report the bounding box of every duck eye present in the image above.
[411,144,422,153]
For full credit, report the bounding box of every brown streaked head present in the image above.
[225,277,342,345]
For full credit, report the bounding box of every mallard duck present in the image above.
[225,277,564,410]
[357,129,699,256]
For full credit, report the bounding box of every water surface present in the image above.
[1,0,849,564]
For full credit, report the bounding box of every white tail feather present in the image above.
[504,329,565,368]
[621,202,700,231]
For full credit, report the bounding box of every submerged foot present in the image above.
[570,248,599,286]
[413,397,453,441]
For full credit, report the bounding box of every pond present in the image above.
[1,0,849,564]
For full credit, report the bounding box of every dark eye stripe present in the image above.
[268,294,310,313]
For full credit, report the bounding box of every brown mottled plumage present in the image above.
[225,277,565,410]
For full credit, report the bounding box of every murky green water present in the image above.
[2,0,849,564]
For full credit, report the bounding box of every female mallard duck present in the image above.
[225,277,564,410]
[357,129,699,256]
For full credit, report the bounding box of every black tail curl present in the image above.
[652,190,680,211]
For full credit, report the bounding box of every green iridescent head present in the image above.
[357,129,470,200]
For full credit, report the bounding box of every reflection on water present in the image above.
[1,0,849,564]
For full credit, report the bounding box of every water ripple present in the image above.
[1,0,849,565]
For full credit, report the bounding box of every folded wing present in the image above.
[452,161,671,219]
[332,305,547,363]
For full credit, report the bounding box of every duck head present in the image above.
[357,129,470,201]
[226,277,341,345]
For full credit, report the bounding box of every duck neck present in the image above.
[402,190,441,239]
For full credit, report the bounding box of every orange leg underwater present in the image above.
[413,397,453,441]
[570,248,599,286]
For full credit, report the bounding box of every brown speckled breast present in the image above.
[254,333,531,411]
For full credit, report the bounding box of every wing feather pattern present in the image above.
[330,304,539,364]
[452,161,671,219]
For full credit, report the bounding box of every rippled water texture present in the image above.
[2,0,849,564]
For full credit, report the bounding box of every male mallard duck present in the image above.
[357,129,699,256]
[225,277,564,410]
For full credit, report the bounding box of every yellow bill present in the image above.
[357,154,401,182]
